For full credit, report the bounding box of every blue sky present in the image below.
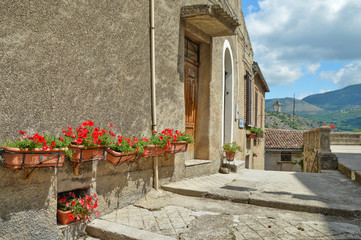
[241,0,361,100]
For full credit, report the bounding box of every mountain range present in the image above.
[265,83,361,131]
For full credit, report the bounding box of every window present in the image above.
[245,71,252,126]
[281,152,292,162]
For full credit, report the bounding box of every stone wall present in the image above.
[331,132,361,145]
[303,126,338,172]
[0,152,185,239]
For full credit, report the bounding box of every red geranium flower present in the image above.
[19,130,26,135]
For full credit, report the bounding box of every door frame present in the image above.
[222,40,234,146]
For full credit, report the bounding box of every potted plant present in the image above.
[222,142,242,161]
[248,127,264,138]
[57,189,99,225]
[140,130,170,157]
[63,120,113,162]
[2,131,71,169]
[253,152,258,157]
[162,129,193,153]
[106,135,142,165]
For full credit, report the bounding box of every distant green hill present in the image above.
[302,83,361,111]
[265,83,361,131]
[265,111,324,130]
[265,97,322,115]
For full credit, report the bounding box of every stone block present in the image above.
[320,152,338,170]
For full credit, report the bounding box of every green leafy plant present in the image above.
[58,189,99,221]
[250,127,264,135]
[222,142,242,153]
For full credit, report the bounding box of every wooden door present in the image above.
[184,61,198,138]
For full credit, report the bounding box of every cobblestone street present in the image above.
[99,190,361,239]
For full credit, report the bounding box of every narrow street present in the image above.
[87,190,361,240]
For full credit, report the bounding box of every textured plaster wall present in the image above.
[1,0,153,140]
[0,1,187,239]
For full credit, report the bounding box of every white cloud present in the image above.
[319,61,361,87]
[318,89,331,94]
[245,0,361,87]
[307,64,321,74]
[297,92,313,100]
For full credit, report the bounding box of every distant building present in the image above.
[265,128,305,172]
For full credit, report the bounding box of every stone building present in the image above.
[0,1,269,238]
[265,128,304,172]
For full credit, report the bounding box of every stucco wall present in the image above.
[265,151,302,172]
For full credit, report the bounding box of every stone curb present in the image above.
[161,186,361,219]
[338,162,361,185]
[86,219,176,240]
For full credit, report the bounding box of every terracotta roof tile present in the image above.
[265,128,305,150]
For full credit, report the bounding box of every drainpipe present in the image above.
[150,0,157,133]
[150,0,159,191]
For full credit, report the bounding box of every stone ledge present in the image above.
[86,219,176,240]
[185,159,212,167]
[338,162,361,185]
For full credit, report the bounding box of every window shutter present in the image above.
[261,96,264,128]
[245,72,252,126]
[255,89,258,127]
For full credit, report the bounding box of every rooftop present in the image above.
[265,128,305,150]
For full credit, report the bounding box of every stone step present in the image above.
[86,219,176,240]
[222,159,245,173]
[184,159,213,178]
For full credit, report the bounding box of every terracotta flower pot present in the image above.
[225,151,235,161]
[248,133,256,139]
[2,146,66,169]
[68,145,106,163]
[57,210,75,225]
[106,148,138,165]
[165,141,188,153]
[140,145,165,157]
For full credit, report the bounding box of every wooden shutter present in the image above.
[245,72,252,126]
[255,89,258,127]
[261,96,264,128]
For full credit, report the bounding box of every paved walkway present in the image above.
[162,169,361,217]
[89,190,361,239]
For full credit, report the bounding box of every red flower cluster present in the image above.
[15,131,66,151]
[324,123,336,129]
[62,121,113,147]
[161,128,183,143]
[58,190,99,221]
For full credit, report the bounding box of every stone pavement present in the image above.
[162,169,361,217]
[87,190,361,239]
